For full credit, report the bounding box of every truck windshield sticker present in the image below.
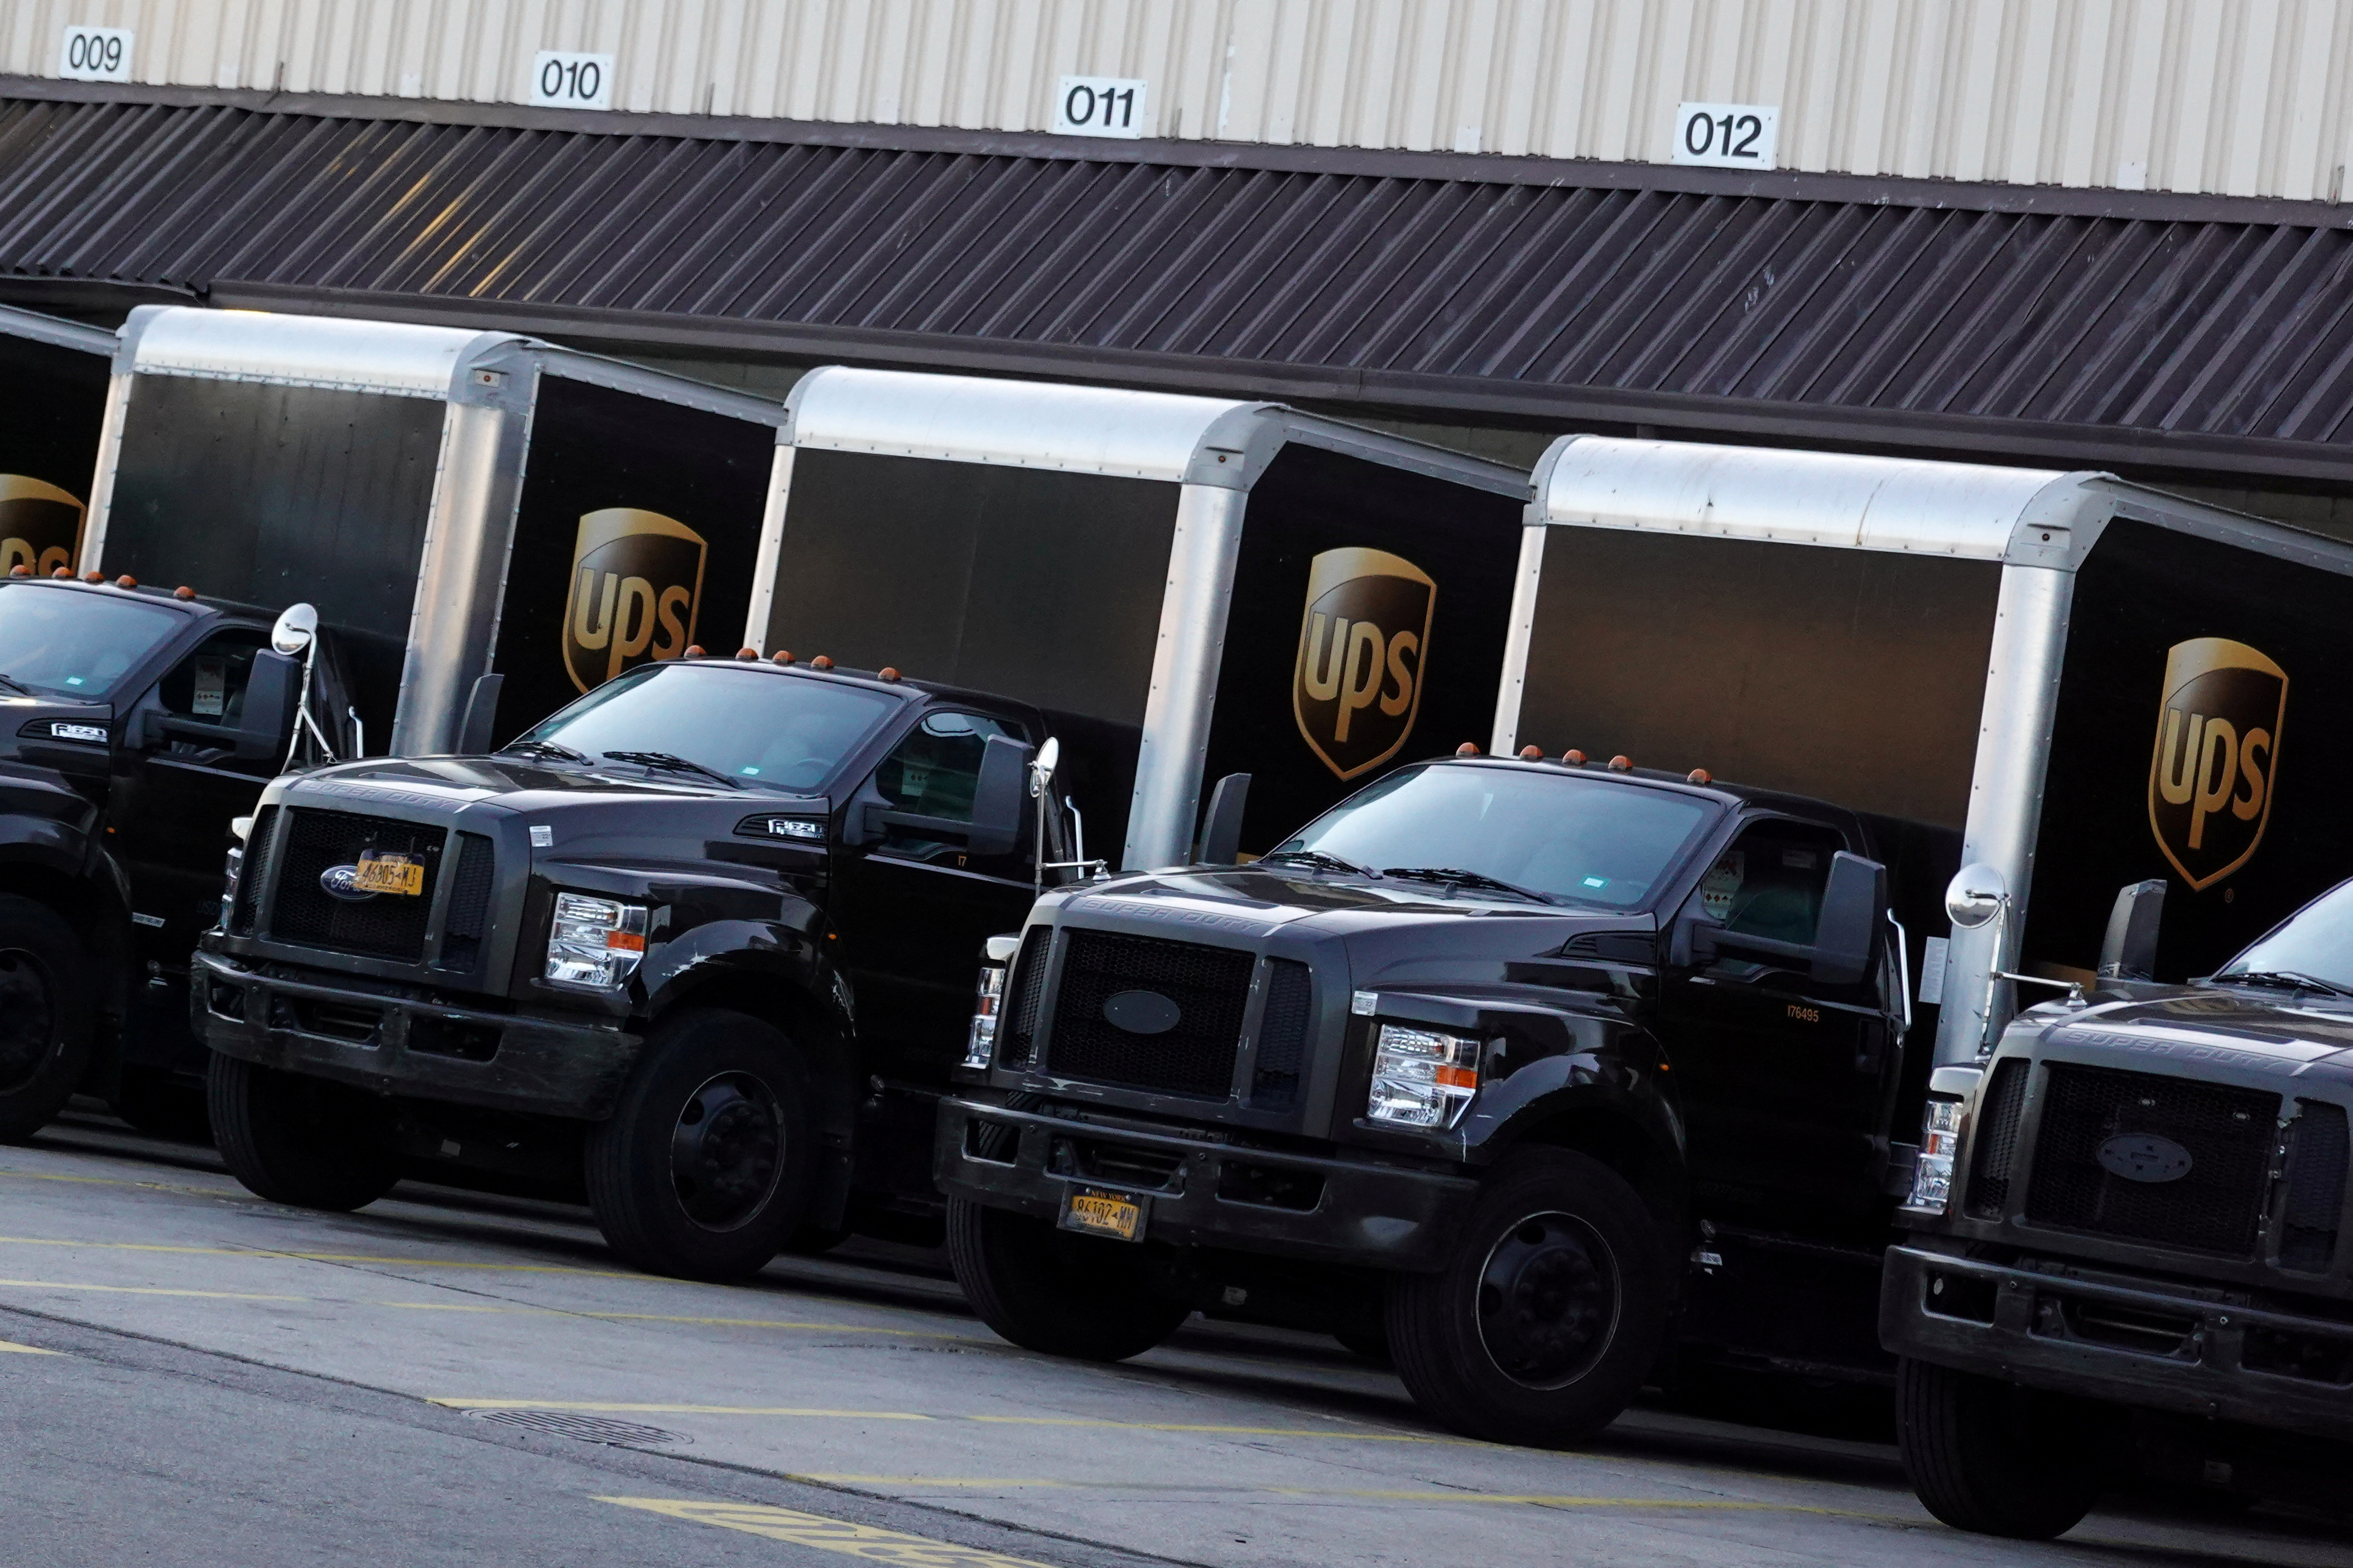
[1699,852,1744,920]
[2147,637,2287,891]
[1292,547,1435,781]
[562,508,707,693]
[191,656,227,717]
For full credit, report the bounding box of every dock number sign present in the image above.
[1053,76,1146,139]
[1293,548,1435,781]
[1672,102,1778,170]
[563,508,706,693]
[2147,638,2287,891]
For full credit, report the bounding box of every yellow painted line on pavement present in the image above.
[439,1399,934,1420]
[793,1476,1890,1518]
[0,1277,302,1301]
[968,1413,1476,1445]
[600,1498,1049,1567]
[0,1235,651,1281]
[381,1300,968,1339]
[0,1169,240,1197]
[0,1338,61,1354]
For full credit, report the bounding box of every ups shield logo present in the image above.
[1293,548,1435,780]
[0,475,84,578]
[561,508,706,693]
[2147,638,2286,890]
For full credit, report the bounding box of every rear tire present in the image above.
[583,1010,814,1282]
[0,895,97,1144]
[207,1053,398,1210]
[1387,1148,1667,1448]
[1895,1357,2105,1539]
[946,1196,1191,1361]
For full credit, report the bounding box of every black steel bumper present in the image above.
[934,1097,1478,1272]
[1882,1242,2353,1442]
[193,951,642,1120]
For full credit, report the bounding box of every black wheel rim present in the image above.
[0,947,57,1096]
[1473,1209,1621,1391]
[668,1070,784,1232]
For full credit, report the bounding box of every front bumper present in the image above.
[935,1097,1478,1271]
[1882,1242,2353,1442]
[193,951,642,1120]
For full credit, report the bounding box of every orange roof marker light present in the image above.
[81,570,102,583]
[114,575,137,588]
[811,655,834,670]
[683,645,706,658]
[1518,745,1542,760]
[771,649,795,665]
[7,565,27,578]
[879,667,902,683]
[1455,741,1480,756]
[174,585,196,600]
[1687,768,1712,785]
[1608,755,1633,772]
[50,566,71,578]
[735,647,759,659]
[1562,749,1587,766]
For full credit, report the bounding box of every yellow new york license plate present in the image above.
[353,852,424,896]
[1058,1185,1146,1243]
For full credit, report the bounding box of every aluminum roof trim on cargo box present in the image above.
[123,306,523,399]
[535,346,787,427]
[0,301,110,356]
[1529,436,2081,561]
[784,365,1263,484]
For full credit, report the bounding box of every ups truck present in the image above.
[193,365,1528,1280]
[3,304,783,1141]
[936,436,2353,1449]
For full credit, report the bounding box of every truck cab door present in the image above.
[107,628,287,1064]
[1658,816,1892,1236]
[831,708,1037,1085]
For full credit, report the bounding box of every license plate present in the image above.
[352,852,424,896]
[1059,1184,1147,1243]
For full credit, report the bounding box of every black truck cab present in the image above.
[0,572,339,1138]
[938,753,1953,1446]
[194,654,1131,1278]
[1884,876,2353,1537]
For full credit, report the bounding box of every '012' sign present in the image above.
[1672,102,1778,171]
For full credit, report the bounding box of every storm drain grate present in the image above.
[467,1408,687,1446]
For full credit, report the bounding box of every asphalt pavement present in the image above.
[3,1105,2347,1568]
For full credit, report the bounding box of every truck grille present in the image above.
[436,833,497,972]
[2281,1101,2349,1273]
[229,805,280,937]
[2025,1063,2278,1257]
[1249,958,1314,1108]
[995,927,1052,1070]
[1966,1056,2030,1219]
[1043,930,1253,1098]
[268,809,446,963]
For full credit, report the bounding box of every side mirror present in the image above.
[1813,851,1889,986]
[457,673,504,755]
[270,602,319,657]
[234,649,301,761]
[1197,773,1251,865]
[2098,879,2167,980]
[1028,736,1060,798]
[1945,862,2009,930]
[965,734,1032,857]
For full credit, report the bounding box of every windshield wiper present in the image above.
[2215,968,2353,998]
[600,749,739,789]
[0,671,33,697]
[1258,848,1380,879]
[1380,866,1555,905]
[498,739,588,765]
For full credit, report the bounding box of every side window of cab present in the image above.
[1691,819,1849,947]
[870,710,1030,865]
[153,629,273,770]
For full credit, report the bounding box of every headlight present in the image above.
[1366,1022,1481,1128]
[543,893,649,988]
[1904,1098,1965,1214]
[965,962,1009,1069]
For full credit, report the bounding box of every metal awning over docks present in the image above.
[7,82,2353,486]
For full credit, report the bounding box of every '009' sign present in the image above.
[562,508,706,692]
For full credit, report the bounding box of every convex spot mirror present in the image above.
[1945,863,2009,930]
[1029,736,1060,797]
[270,602,319,657]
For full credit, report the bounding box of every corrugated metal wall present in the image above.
[10,1,2353,200]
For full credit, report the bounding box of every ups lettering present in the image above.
[571,570,693,682]
[560,508,709,694]
[1298,614,1420,744]
[2145,638,2287,891]
[1292,548,1437,781]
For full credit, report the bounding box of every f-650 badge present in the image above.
[1293,548,1435,780]
[0,473,85,579]
[2147,637,2286,891]
[562,508,707,693]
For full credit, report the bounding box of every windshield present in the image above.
[0,585,184,699]
[516,664,901,792]
[2214,877,2353,993]
[1271,764,1717,909]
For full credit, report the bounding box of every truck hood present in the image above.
[2024,987,2353,1079]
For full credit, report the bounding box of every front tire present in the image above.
[0,895,97,1144]
[1387,1148,1667,1448]
[583,1010,814,1282]
[208,1054,398,1210]
[1895,1357,2105,1539]
[946,1196,1192,1361]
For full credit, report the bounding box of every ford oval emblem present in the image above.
[2097,1133,2195,1184]
[319,864,376,903]
[1102,988,1182,1035]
